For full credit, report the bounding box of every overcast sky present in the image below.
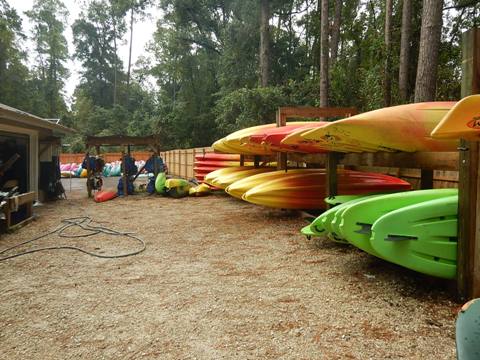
[10,0,159,104]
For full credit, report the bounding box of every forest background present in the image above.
[0,0,478,152]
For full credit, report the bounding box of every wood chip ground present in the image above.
[0,179,458,359]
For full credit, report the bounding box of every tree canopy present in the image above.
[0,0,478,151]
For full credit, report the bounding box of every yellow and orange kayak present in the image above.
[209,167,276,189]
[431,95,480,140]
[301,102,459,152]
[243,170,411,209]
[225,169,323,199]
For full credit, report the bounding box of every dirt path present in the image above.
[0,185,458,359]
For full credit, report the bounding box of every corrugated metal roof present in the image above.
[0,103,75,135]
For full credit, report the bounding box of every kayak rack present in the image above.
[266,28,480,302]
[84,135,162,198]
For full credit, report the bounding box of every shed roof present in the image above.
[0,103,75,135]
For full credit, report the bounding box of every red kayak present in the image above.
[248,122,329,153]
[194,166,228,173]
[194,160,240,167]
[195,153,240,161]
[94,190,118,203]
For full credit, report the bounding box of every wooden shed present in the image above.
[0,103,75,202]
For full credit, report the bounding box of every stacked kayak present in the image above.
[295,102,458,152]
[238,170,411,210]
[302,189,459,279]
[204,166,276,190]
[213,122,319,155]
[194,153,240,181]
[431,95,480,140]
[245,122,328,153]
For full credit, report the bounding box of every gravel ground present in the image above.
[0,179,459,359]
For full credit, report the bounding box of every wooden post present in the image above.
[153,153,159,178]
[325,152,340,208]
[85,150,92,198]
[122,147,128,197]
[457,28,480,301]
[184,150,188,178]
[254,155,261,168]
[276,108,288,170]
[240,155,245,166]
[420,169,434,189]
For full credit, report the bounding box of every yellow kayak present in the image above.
[225,168,323,199]
[301,102,458,152]
[204,166,252,186]
[431,95,480,140]
[210,167,275,189]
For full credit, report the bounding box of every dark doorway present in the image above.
[0,131,29,193]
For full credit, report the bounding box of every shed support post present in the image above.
[122,147,128,197]
[153,152,159,178]
[86,149,92,198]
[457,28,480,301]
[240,155,245,167]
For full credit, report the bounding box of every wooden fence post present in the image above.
[457,27,480,301]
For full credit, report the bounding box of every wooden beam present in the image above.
[287,151,459,171]
[457,28,480,301]
[278,106,357,119]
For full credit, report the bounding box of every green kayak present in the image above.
[339,189,458,258]
[371,195,457,279]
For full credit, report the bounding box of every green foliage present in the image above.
[215,86,288,135]
[72,0,127,108]
[26,0,69,118]
[0,0,37,112]
[1,0,479,154]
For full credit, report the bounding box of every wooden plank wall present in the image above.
[161,147,214,179]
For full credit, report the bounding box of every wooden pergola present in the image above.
[84,135,162,198]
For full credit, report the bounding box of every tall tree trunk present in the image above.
[384,0,393,106]
[126,6,134,103]
[111,5,118,106]
[330,0,342,65]
[259,0,270,87]
[414,0,444,102]
[319,0,329,107]
[398,0,412,102]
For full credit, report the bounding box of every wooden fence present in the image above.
[160,147,214,179]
